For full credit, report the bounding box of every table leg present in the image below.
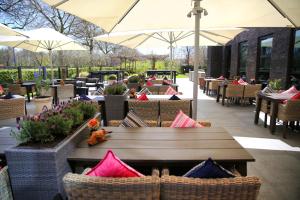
[222,86,226,106]
[254,96,262,124]
[206,81,209,95]
[203,81,206,94]
[216,86,220,102]
[236,162,247,176]
[26,87,30,102]
[270,102,278,134]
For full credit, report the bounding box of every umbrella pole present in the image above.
[49,49,54,85]
[192,0,202,120]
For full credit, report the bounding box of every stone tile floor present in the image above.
[1,78,300,199]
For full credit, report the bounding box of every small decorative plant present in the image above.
[34,73,51,98]
[108,74,117,81]
[104,83,128,95]
[128,75,140,83]
[268,79,282,90]
[87,118,100,131]
[124,71,129,78]
[11,101,98,144]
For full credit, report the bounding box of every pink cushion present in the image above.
[217,75,225,80]
[232,80,239,85]
[164,86,178,95]
[238,78,248,85]
[146,80,153,86]
[86,150,144,177]
[281,86,298,95]
[170,110,203,128]
[291,92,300,100]
[137,93,149,101]
[0,85,3,95]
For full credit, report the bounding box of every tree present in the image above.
[145,54,168,70]
[182,46,194,65]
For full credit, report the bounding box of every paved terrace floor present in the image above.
[1,78,300,200]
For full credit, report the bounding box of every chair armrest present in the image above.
[152,168,160,177]
[162,168,170,176]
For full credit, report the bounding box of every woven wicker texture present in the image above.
[40,87,55,97]
[277,100,300,121]
[108,120,158,127]
[0,166,13,200]
[260,99,270,114]
[244,84,262,98]
[8,84,26,96]
[208,80,221,91]
[160,100,191,121]
[198,78,205,89]
[159,85,176,95]
[0,97,25,120]
[161,172,261,200]
[143,86,159,95]
[226,84,244,98]
[63,171,160,200]
[57,84,75,100]
[128,100,159,121]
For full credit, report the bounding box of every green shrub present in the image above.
[46,115,73,137]
[78,103,97,120]
[128,75,140,83]
[104,83,127,95]
[268,79,282,90]
[63,107,84,127]
[108,74,117,80]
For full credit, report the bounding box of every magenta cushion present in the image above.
[137,93,149,101]
[86,150,144,177]
[238,78,248,85]
[170,110,203,128]
[291,92,300,100]
[164,86,178,95]
[281,86,298,95]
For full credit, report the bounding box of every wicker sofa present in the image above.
[63,169,160,200]
[0,96,25,120]
[160,169,261,200]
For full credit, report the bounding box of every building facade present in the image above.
[207,28,300,88]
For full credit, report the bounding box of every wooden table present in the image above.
[0,127,17,166]
[254,92,295,133]
[68,127,254,176]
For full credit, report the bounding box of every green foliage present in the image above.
[79,71,89,77]
[128,75,140,83]
[269,79,282,90]
[34,76,51,97]
[77,102,97,120]
[108,74,117,80]
[104,83,128,95]
[63,107,84,127]
[46,115,73,137]
[124,71,129,77]
[12,120,54,144]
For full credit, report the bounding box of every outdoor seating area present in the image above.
[0,1,300,200]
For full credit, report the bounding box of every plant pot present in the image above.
[104,94,128,121]
[33,96,53,114]
[5,113,100,200]
[127,83,141,92]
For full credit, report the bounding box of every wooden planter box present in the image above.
[5,113,100,200]
[104,93,128,122]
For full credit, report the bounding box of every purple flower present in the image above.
[34,72,39,79]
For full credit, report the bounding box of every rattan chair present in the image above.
[243,84,262,105]
[158,85,176,95]
[276,100,300,138]
[63,169,160,200]
[0,166,13,200]
[0,97,25,120]
[208,80,222,96]
[142,86,159,95]
[160,169,261,200]
[224,84,244,106]
[160,100,191,127]
[8,84,26,96]
[151,79,163,84]
[57,84,75,103]
[128,100,160,126]
[198,78,205,90]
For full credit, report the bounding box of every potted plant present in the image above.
[268,79,282,91]
[107,74,117,85]
[6,101,99,200]
[124,71,129,79]
[33,75,52,113]
[127,75,141,91]
[104,83,128,121]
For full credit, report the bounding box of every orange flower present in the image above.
[88,118,99,129]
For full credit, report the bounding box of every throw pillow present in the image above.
[79,94,91,101]
[164,86,178,95]
[238,78,248,85]
[3,92,14,99]
[170,110,203,128]
[86,150,144,177]
[217,75,225,80]
[232,80,239,85]
[137,93,149,101]
[291,92,300,100]
[261,86,275,94]
[169,95,181,100]
[138,88,152,95]
[183,158,235,178]
[146,80,153,86]
[281,85,298,95]
[119,110,148,127]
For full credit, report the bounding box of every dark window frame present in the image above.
[256,34,273,82]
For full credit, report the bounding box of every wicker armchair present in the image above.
[151,79,163,84]
[128,100,159,126]
[198,78,205,90]
[243,84,262,104]
[0,97,25,120]
[0,166,13,200]
[160,100,191,127]
[57,84,75,102]
[142,86,159,95]
[208,80,222,96]
[276,100,300,138]
[224,84,244,106]
[63,169,160,200]
[160,169,261,200]
[8,84,26,96]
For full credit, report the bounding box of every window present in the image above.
[291,30,300,74]
[257,36,273,82]
[238,41,248,76]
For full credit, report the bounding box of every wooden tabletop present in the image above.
[68,127,254,169]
